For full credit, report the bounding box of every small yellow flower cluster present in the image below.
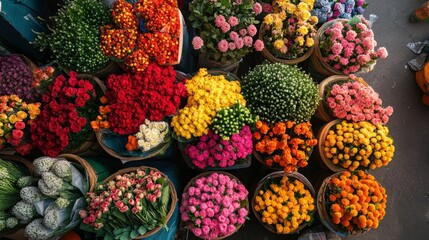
[254,176,315,234]
[323,120,395,171]
[171,69,245,139]
[263,0,318,55]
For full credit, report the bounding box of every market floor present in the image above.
[200,1,429,240]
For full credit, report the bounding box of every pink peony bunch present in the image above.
[320,16,388,74]
[184,126,252,169]
[326,80,393,125]
[180,172,249,239]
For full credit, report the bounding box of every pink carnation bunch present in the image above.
[326,80,394,125]
[184,126,252,169]
[321,16,388,74]
[180,172,249,239]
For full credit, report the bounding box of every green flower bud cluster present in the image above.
[242,63,320,124]
[211,103,258,140]
[35,0,111,73]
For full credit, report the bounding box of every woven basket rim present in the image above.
[57,153,98,192]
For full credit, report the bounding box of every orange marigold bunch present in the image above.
[91,96,111,131]
[100,27,137,59]
[146,6,180,36]
[326,171,387,233]
[112,0,137,30]
[253,120,317,172]
[123,49,150,73]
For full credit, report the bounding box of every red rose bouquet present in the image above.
[0,95,41,155]
[30,72,102,156]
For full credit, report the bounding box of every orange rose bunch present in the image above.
[253,120,317,172]
[99,0,181,73]
[325,171,387,233]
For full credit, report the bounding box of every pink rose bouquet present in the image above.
[189,0,264,63]
[325,76,393,125]
[320,16,388,74]
[180,172,249,239]
[184,126,253,169]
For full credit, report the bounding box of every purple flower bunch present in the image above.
[326,79,394,125]
[0,55,34,101]
[312,0,367,24]
[180,172,249,239]
[184,126,252,169]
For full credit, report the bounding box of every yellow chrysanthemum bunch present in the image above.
[171,69,245,139]
[262,0,318,58]
[254,176,315,234]
[323,120,395,171]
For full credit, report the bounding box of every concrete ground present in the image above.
[183,1,429,239]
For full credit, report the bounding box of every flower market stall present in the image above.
[0,0,402,239]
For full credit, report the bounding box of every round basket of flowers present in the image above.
[180,171,249,239]
[99,0,184,73]
[81,166,177,239]
[172,69,256,170]
[258,0,318,64]
[30,72,106,157]
[317,119,395,172]
[317,171,387,236]
[315,75,393,123]
[189,0,265,73]
[91,63,187,161]
[311,0,368,25]
[252,171,316,234]
[310,16,388,76]
[242,63,320,171]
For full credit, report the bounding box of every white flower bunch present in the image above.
[52,160,72,179]
[11,201,36,222]
[134,119,169,152]
[20,187,44,204]
[24,219,51,240]
[6,217,18,228]
[43,204,60,230]
[33,157,57,175]
[17,176,37,188]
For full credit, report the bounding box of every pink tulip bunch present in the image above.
[326,79,393,125]
[320,16,388,74]
[184,126,253,169]
[180,172,249,239]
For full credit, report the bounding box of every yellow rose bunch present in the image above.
[171,69,245,139]
[323,120,395,171]
[254,176,315,234]
[262,0,318,59]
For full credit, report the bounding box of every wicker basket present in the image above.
[258,23,314,64]
[103,166,178,239]
[57,154,98,192]
[0,154,35,176]
[315,75,369,122]
[317,172,369,236]
[251,171,315,234]
[182,171,249,239]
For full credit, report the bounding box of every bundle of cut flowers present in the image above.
[253,174,315,234]
[21,156,90,240]
[322,171,387,234]
[312,0,367,24]
[125,119,170,152]
[319,16,388,74]
[260,0,319,59]
[180,172,249,239]
[30,72,103,157]
[253,120,317,172]
[91,63,187,135]
[323,76,393,125]
[0,55,35,101]
[81,167,175,239]
[0,158,36,233]
[322,120,395,170]
[242,63,319,124]
[100,0,181,73]
[35,0,111,73]
[171,70,256,169]
[31,66,56,100]
[0,95,41,155]
[189,0,264,64]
